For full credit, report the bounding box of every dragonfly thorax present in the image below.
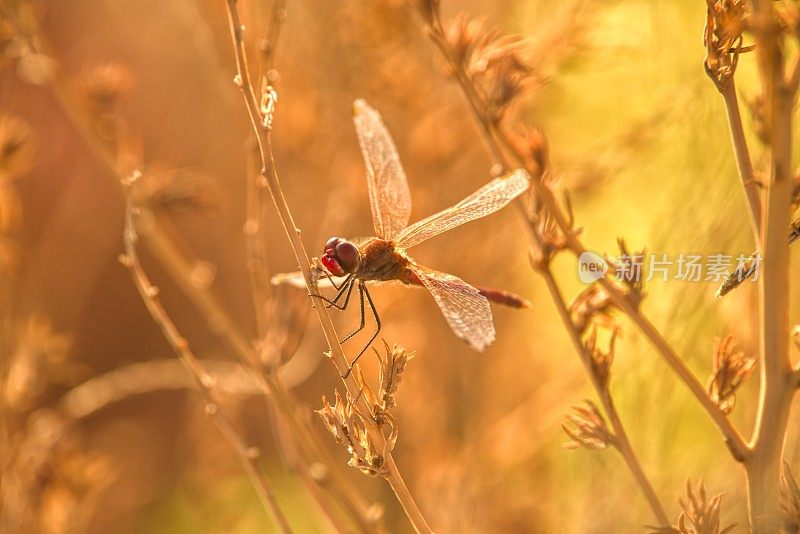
[322,237,361,276]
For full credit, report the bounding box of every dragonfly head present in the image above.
[321,237,361,276]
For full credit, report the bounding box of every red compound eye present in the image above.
[335,241,360,273]
[324,236,342,254]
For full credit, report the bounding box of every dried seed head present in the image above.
[561,400,615,450]
[316,391,387,477]
[569,284,617,335]
[443,14,535,122]
[706,336,756,414]
[4,315,72,411]
[528,182,576,267]
[80,63,133,115]
[614,238,646,309]
[586,326,617,390]
[376,340,414,412]
[444,14,491,68]
[132,166,223,215]
[703,0,751,90]
[649,478,735,534]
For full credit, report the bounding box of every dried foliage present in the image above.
[649,479,735,534]
[704,0,751,90]
[319,342,413,476]
[706,336,756,414]
[132,166,223,216]
[316,390,388,477]
[442,13,538,122]
[569,284,616,335]
[562,400,615,450]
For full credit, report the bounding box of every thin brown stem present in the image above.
[222,3,432,532]
[424,14,749,463]
[720,81,762,246]
[6,8,377,531]
[121,188,292,534]
[538,266,669,526]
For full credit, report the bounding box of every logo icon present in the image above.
[578,251,608,283]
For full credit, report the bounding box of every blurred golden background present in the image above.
[1,0,791,532]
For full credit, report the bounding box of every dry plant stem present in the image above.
[9,13,374,531]
[222,3,432,532]
[122,196,293,534]
[246,146,272,338]
[538,266,669,526]
[246,0,286,337]
[425,16,749,463]
[719,80,761,246]
[747,4,796,530]
[141,217,375,533]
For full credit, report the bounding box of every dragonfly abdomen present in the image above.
[475,286,531,309]
[403,269,530,309]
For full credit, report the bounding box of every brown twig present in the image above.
[120,182,293,533]
[6,11,376,526]
[423,13,749,463]
[719,80,762,246]
[537,265,670,526]
[221,3,432,532]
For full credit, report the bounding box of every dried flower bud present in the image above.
[316,391,387,477]
[562,400,615,450]
[133,166,223,215]
[442,14,537,121]
[569,284,617,335]
[444,14,491,67]
[648,479,735,534]
[528,183,575,267]
[80,63,133,115]
[612,239,646,309]
[706,336,756,414]
[4,315,72,410]
[703,0,751,90]
[376,340,414,412]
[586,326,616,389]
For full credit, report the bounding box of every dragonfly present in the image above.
[313,99,531,374]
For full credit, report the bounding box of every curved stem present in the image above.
[539,267,669,526]
[222,3,432,532]
[122,192,293,534]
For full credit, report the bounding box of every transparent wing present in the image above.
[270,270,335,290]
[409,263,495,351]
[352,99,412,240]
[395,169,529,249]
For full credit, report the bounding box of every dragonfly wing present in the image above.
[395,169,530,249]
[352,99,412,240]
[408,263,495,351]
[270,270,336,290]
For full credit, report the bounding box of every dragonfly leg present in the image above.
[339,282,366,344]
[310,275,355,310]
[320,269,340,290]
[342,284,381,379]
